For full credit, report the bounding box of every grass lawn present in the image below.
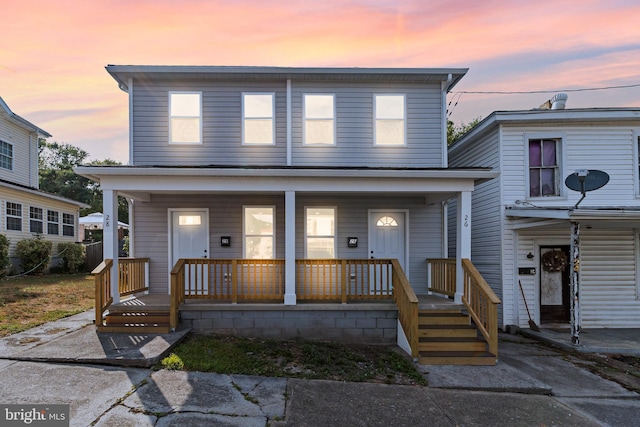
[161,334,427,386]
[0,274,94,337]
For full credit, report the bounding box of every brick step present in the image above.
[418,324,478,338]
[419,337,487,352]
[97,325,171,334]
[419,351,497,366]
[418,312,469,325]
[105,312,170,325]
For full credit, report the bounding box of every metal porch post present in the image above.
[570,221,581,345]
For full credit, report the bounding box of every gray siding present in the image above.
[134,193,442,295]
[291,82,443,167]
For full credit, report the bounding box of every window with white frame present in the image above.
[62,213,75,237]
[306,207,336,259]
[244,206,275,259]
[243,93,274,145]
[47,210,59,235]
[0,141,13,170]
[29,207,43,234]
[6,202,21,231]
[529,138,561,197]
[169,92,201,144]
[374,94,405,146]
[304,94,335,145]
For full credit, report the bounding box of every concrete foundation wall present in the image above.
[179,304,398,344]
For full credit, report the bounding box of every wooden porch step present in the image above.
[419,351,497,366]
[105,312,170,325]
[419,324,478,338]
[418,312,470,326]
[97,325,171,334]
[419,337,487,352]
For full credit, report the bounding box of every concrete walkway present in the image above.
[0,312,639,426]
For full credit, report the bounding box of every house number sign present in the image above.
[105,214,111,228]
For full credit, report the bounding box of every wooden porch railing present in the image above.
[295,259,395,302]
[391,259,419,358]
[93,259,113,326]
[426,258,456,297]
[118,258,150,297]
[427,258,501,356]
[462,259,501,356]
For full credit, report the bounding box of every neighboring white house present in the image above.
[79,212,129,241]
[448,101,640,330]
[0,96,85,272]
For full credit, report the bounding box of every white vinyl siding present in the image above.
[304,94,335,145]
[243,206,275,259]
[169,92,202,144]
[242,93,275,145]
[374,94,405,146]
[0,140,13,171]
[29,206,43,234]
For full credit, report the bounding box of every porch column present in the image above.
[455,191,472,304]
[284,191,297,305]
[103,189,120,304]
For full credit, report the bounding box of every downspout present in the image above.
[441,73,453,167]
[128,199,134,256]
[286,79,292,166]
[128,78,134,165]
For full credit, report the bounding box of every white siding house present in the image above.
[0,97,85,271]
[449,105,640,330]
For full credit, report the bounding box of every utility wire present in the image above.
[453,83,640,95]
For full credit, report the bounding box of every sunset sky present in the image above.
[3,0,640,163]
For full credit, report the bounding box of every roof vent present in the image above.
[539,93,568,110]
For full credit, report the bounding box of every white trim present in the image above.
[242,92,276,146]
[168,91,202,145]
[373,94,407,147]
[242,205,276,259]
[286,80,292,166]
[128,78,134,164]
[304,206,337,259]
[524,133,566,201]
[303,93,336,146]
[531,238,568,323]
[167,208,210,294]
[367,209,410,279]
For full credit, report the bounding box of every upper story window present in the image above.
[29,207,43,234]
[6,202,21,231]
[374,94,405,146]
[0,140,13,170]
[304,94,335,145]
[244,206,275,259]
[243,93,274,145]
[169,92,202,144]
[47,210,59,235]
[62,213,75,237]
[305,207,336,259]
[529,138,561,197]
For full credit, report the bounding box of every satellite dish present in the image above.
[564,169,609,208]
[565,169,609,193]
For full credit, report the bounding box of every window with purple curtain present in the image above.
[529,139,559,197]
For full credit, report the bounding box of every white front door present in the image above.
[170,209,209,295]
[369,211,407,293]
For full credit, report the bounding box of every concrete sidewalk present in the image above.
[1,312,640,426]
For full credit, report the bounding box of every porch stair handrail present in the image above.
[461,258,501,356]
[118,258,150,296]
[426,258,456,297]
[391,259,419,358]
[93,259,113,326]
[170,259,187,331]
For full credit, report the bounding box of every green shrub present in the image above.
[16,236,53,275]
[57,242,86,273]
[0,234,10,277]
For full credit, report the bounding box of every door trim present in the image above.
[167,208,210,294]
[367,209,410,279]
[532,238,567,322]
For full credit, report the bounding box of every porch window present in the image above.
[243,93,274,145]
[304,94,335,145]
[29,207,43,234]
[47,210,59,235]
[0,140,13,170]
[306,207,336,259]
[169,92,201,144]
[6,202,21,231]
[62,213,75,237]
[529,138,560,197]
[243,206,274,259]
[374,94,405,146]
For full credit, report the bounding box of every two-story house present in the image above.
[77,66,500,365]
[0,97,84,272]
[448,101,640,337]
